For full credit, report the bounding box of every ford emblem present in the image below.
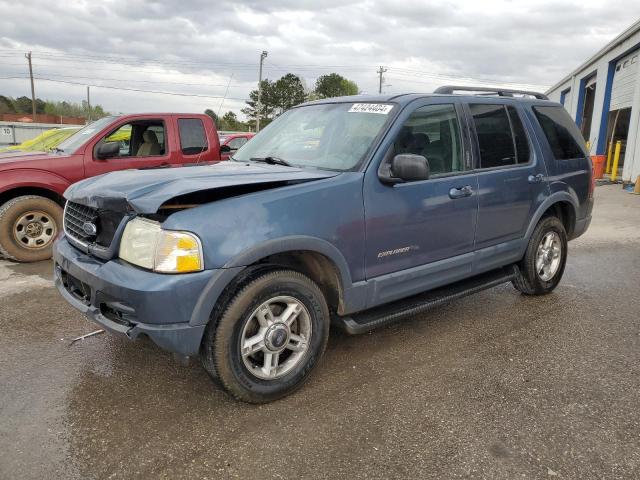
[82,222,97,236]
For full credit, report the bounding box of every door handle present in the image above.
[449,185,473,199]
[528,173,545,184]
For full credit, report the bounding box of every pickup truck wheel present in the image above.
[0,195,63,262]
[202,270,330,403]
[513,216,567,295]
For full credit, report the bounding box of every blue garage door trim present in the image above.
[596,62,616,155]
[560,88,570,106]
[575,71,596,127]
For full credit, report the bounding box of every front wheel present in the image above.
[513,215,568,295]
[0,195,63,262]
[200,270,330,403]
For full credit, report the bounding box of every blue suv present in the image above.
[54,86,593,403]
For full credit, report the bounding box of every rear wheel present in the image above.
[513,215,567,295]
[0,195,63,262]
[200,270,330,403]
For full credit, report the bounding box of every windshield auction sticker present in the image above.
[348,103,393,114]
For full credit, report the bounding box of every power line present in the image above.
[0,76,247,101]
[0,70,247,89]
[385,75,548,90]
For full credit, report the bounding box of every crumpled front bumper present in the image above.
[53,236,214,356]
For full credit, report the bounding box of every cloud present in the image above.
[0,0,638,118]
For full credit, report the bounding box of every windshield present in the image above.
[55,116,118,153]
[233,102,395,171]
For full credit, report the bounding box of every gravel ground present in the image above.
[0,184,639,479]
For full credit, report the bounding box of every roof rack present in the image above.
[433,85,548,100]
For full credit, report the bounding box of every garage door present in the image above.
[610,51,638,111]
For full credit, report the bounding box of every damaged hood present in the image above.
[64,161,339,213]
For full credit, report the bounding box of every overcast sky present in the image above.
[1,0,639,120]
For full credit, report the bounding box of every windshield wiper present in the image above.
[250,156,293,167]
[51,147,64,153]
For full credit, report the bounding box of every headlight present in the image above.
[119,217,203,273]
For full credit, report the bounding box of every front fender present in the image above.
[188,236,360,326]
[223,235,354,287]
[0,168,71,197]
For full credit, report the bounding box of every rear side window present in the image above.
[469,104,516,168]
[533,106,586,160]
[227,137,248,150]
[178,118,208,155]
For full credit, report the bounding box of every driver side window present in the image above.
[100,121,166,158]
[392,104,463,176]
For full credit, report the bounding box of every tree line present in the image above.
[0,95,109,119]
[205,72,359,131]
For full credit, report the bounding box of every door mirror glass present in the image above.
[391,154,430,182]
[95,141,120,160]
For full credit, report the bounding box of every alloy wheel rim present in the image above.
[240,295,312,380]
[536,231,562,281]
[12,211,57,249]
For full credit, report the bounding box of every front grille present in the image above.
[64,201,98,245]
[64,201,127,251]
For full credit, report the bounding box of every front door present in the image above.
[363,100,478,305]
[84,119,173,177]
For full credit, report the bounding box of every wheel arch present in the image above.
[0,186,66,208]
[190,237,356,327]
[526,193,579,242]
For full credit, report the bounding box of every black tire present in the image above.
[513,215,568,295]
[200,270,330,403]
[0,195,63,262]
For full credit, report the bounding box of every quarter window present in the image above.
[392,103,463,176]
[178,118,208,155]
[533,106,586,160]
[507,106,531,164]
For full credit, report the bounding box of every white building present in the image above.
[546,19,640,183]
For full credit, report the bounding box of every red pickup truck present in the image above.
[0,113,225,262]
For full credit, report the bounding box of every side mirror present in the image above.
[388,154,430,182]
[220,144,231,154]
[96,142,120,160]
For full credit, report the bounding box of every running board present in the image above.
[334,265,517,335]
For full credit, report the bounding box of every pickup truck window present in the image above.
[98,120,166,158]
[178,118,208,155]
[56,116,117,153]
[533,106,586,160]
[393,103,463,176]
[227,137,248,150]
[233,102,395,171]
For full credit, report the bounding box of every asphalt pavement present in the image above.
[1,184,639,479]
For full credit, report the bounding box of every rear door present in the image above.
[466,101,549,270]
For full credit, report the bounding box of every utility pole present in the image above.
[377,66,388,94]
[25,51,36,121]
[86,86,91,122]
[256,50,268,132]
